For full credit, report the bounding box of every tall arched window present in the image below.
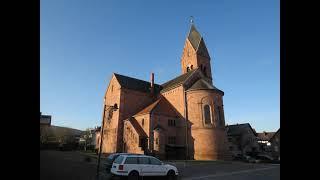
[142,119,144,126]
[204,105,212,124]
[190,65,193,69]
[186,67,190,72]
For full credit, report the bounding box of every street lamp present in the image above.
[96,103,118,180]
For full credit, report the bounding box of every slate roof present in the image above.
[161,69,196,92]
[226,123,257,136]
[188,24,202,50]
[126,117,148,137]
[134,99,161,116]
[114,73,162,93]
[188,79,224,94]
[187,24,210,58]
[134,97,180,117]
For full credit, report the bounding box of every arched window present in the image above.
[142,119,144,126]
[186,67,190,72]
[191,65,193,69]
[203,105,212,124]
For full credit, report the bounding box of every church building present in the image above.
[100,23,231,160]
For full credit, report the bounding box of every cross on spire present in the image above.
[190,16,194,24]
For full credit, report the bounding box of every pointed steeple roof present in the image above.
[187,24,210,58]
[188,24,202,50]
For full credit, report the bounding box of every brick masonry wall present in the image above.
[186,89,230,160]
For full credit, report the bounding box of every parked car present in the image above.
[244,155,258,163]
[105,153,137,173]
[111,154,178,180]
[254,154,274,163]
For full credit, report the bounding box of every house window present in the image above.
[203,105,212,124]
[156,138,159,145]
[186,67,190,72]
[191,65,193,69]
[168,136,176,144]
[168,119,176,126]
[142,119,144,126]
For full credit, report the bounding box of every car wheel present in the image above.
[128,171,139,180]
[167,170,176,180]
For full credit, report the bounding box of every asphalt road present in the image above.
[40,150,279,180]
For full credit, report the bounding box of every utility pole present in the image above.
[96,102,118,180]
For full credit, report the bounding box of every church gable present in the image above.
[104,74,121,98]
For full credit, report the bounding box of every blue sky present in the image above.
[41,0,279,132]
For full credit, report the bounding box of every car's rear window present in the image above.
[107,154,116,160]
[124,157,138,164]
[114,155,124,164]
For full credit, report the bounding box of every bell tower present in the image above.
[181,22,213,81]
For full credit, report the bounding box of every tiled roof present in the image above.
[114,73,162,93]
[257,132,276,141]
[161,69,196,92]
[188,79,224,94]
[269,128,280,142]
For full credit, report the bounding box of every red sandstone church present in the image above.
[100,23,231,160]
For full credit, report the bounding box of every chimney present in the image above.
[150,72,154,94]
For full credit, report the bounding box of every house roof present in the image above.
[257,132,276,141]
[134,99,161,116]
[114,73,162,93]
[126,117,148,137]
[226,123,257,136]
[188,79,223,94]
[269,128,280,142]
[161,69,196,92]
[134,97,180,117]
[187,24,210,58]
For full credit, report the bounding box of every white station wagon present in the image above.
[111,154,178,179]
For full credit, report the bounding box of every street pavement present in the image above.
[40,150,279,180]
